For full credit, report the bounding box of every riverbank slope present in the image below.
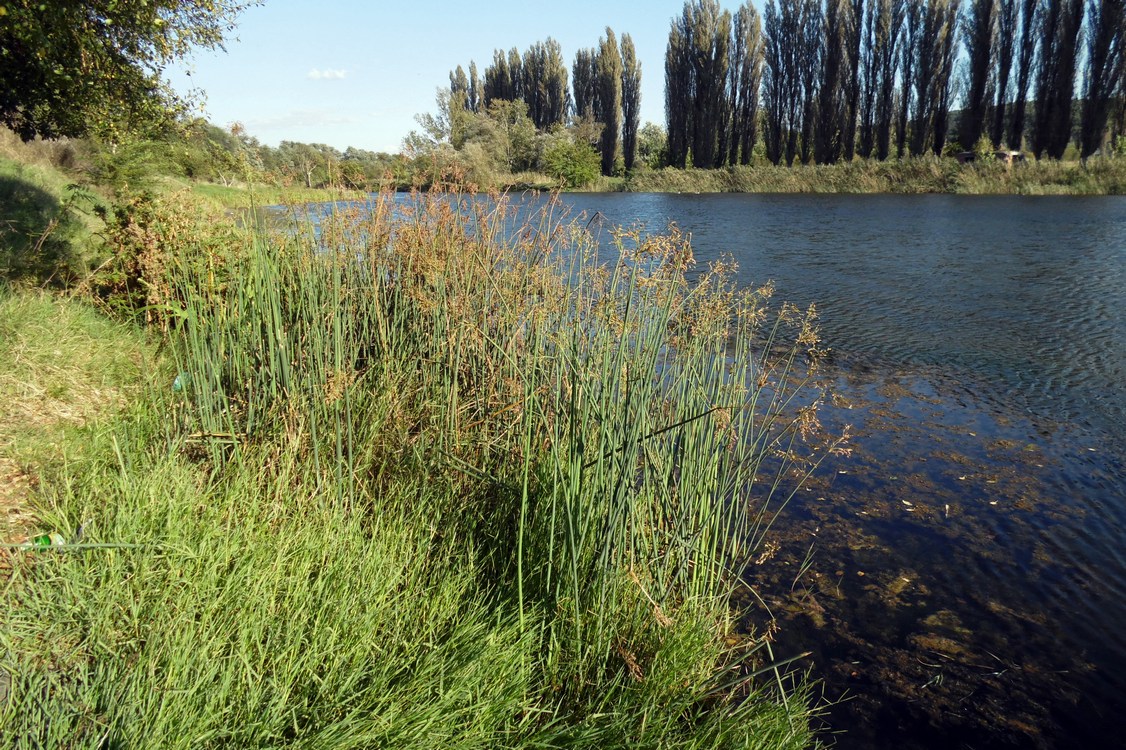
[1,149,827,747]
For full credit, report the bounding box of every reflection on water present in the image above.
[555,193,1126,749]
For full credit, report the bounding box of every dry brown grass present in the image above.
[0,290,154,544]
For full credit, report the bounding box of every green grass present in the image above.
[1,190,833,748]
[186,180,369,209]
[0,290,153,469]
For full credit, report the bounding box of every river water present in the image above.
[551,193,1126,750]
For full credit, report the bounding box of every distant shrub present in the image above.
[542,137,600,188]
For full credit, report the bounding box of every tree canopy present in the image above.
[0,0,252,141]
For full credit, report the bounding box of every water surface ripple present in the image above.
[556,192,1126,750]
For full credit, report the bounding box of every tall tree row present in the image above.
[450,40,569,131]
[441,0,1123,178]
[667,1,767,168]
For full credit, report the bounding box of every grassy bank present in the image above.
[186,180,369,209]
[1,187,835,747]
[608,156,1126,195]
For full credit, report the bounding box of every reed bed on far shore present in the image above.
[620,156,1126,195]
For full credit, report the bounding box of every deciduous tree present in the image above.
[728,1,764,165]
[817,0,851,164]
[0,0,253,141]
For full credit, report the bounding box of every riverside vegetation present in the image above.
[1,138,845,747]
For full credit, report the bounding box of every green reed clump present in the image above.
[2,188,833,748]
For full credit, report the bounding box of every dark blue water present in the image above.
[551,193,1126,750]
[291,191,1126,748]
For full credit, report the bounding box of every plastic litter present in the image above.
[172,372,192,392]
[26,532,65,549]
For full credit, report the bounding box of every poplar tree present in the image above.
[909,0,941,155]
[858,0,881,157]
[664,0,733,169]
[817,0,851,163]
[573,49,599,121]
[907,0,960,156]
[522,38,569,130]
[690,1,732,169]
[1032,0,1084,159]
[1080,0,1126,158]
[450,66,470,108]
[875,0,905,159]
[508,48,525,102]
[484,49,514,105]
[896,1,921,157]
[469,62,481,113]
[842,0,867,160]
[931,0,961,155]
[960,0,998,149]
[763,0,805,165]
[595,28,623,175]
[620,33,642,171]
[991,0,1018,146]
[728,1,765,165]
[1008,0,1039,148]
[797,0,822,165]
[665,15,692,167]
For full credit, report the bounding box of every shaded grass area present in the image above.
[1,190,833,748]
[617,157,1126,195]
[0,157,105,284]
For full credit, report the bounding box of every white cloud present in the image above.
[307,68,347,80]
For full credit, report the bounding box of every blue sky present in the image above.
[164,1,760,154]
